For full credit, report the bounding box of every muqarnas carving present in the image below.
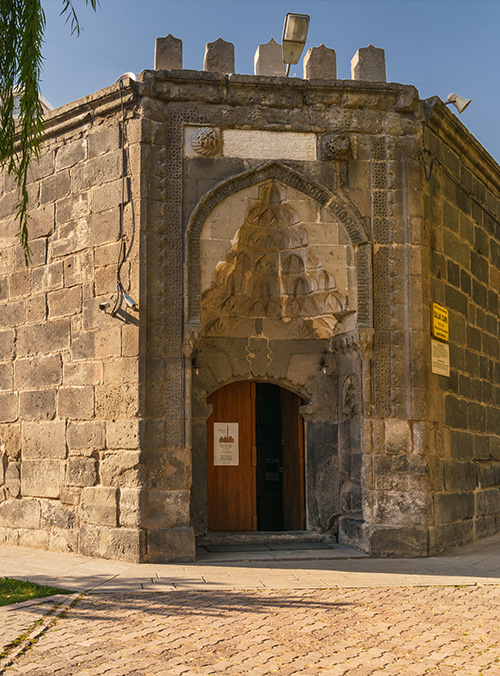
[191,127,221,157]
[201,181,346,339]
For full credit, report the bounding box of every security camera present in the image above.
[98,301,110,312]
[124,293,138,310]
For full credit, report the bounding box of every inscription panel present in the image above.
[223,130,317,161]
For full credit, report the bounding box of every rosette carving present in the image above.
[191,127,221,157]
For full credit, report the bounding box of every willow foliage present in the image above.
[0,0,97,263]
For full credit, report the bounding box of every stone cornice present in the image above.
[138,69,419,114]
[32,79,137,143]
[424,96,500,193]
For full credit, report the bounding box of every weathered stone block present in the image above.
[47,286,82,318]
[146,527,195,563]
[17,319,70,357]
[103,358,140,385]
[21,459,61,498]
[100,451,144,488]
[79,523,145,562]
[55,139,86,171]
[254,39,286,76]
[27,204,54,239]
[94,328,121,358]
[0,362,12,391]
[0,497,41,528]
[9,269,30,298]
[56,193,89,225]
[90,179,123,214]
[155,34,182,70]
[88,208,121,247]
[25,295,46,324]
[19,389,56,420]
[48,528,78,553]
[18,529,49,549]
[88,125,120,159]
[0,300,26,327]
[428,520,474,555]
[14,354,62,390]
[66,457,97,487]
[369,525,428,557]
[80,486,118,526]
[40,499,76,528]
[351,45,386,82]
[476,488,500,516]
[63,362,102,387]
[71,330,96,361]
[119,488,145,528]
[384,419,411,454]
[303,45,336,80]
[0,329,15,360]
[57,386,94,420]
[71,151,121,194]
[449,429,474,459]
[372,490,430,525]
[5,462,20,497]
[22,420,66,459]
[50,220,90,258]
[433,491,474,524]
[143,489,190,529]
[445,395,468,430]
[40,170,70,205]
[204,38,234,74]
[0,392,18,422]
[67,421,105,450]
[95,384,141,418]
[106,420,142,449]
[475,515,497,539]
[64,251,93,288]
[443,459,476,492]
[0,526,19,545]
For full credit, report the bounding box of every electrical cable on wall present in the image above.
[111,78,137,316]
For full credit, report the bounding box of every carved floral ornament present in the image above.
[321,133,352,161]
[191,127,221,157]
[201,181,348,340]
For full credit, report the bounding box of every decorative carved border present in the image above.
[186,161,371,327]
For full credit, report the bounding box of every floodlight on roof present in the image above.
[282,13,310,75]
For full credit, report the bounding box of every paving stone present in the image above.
[2,585,500,675]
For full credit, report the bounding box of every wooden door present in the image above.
[281,387,305,530]
[207,382,257,531]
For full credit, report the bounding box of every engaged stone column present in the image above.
[204,38,235,73]
[254,38,286,76]
[303,45,337,80]
[351,44,386,82]
[154,34,182,70]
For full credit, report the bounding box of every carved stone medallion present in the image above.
[191,127,221,157]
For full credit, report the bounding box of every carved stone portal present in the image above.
[201,181,346,339]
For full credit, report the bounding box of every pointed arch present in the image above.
[186,162,372,328]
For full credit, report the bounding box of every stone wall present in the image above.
[422,100,500,553]
[0,84,147,561]
[2,58,499,562]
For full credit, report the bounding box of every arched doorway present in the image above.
[207,382,305,532]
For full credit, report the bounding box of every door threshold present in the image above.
[196,530,337,548]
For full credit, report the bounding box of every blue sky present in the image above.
[41,0,500,162]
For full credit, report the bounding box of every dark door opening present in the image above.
[256,383,283,530]
[207,381,305,532]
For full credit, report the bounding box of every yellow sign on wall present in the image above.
[432,303,449,342]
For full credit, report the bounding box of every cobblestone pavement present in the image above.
[2,584,500,676]
[1,597,59,654]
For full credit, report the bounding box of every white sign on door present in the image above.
[214,422,239,466]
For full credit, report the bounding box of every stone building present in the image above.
[0,36,499,563]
